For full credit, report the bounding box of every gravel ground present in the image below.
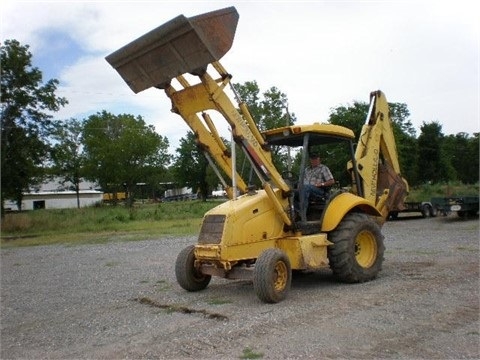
[1,214,479,359]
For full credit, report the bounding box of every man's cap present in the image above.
[309,152,320,159]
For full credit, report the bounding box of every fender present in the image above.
[321,192,381,232]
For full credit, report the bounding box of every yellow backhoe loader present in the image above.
[106,7,408,303]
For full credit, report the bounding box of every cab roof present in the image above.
[263,123,355,147]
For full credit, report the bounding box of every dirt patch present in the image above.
[134,297,229,321]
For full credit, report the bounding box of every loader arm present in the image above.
[349,90,409,220]
[106,7,292,225]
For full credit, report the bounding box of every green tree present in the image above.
[234,81,295,131]
[234,81,262,124]
[468,133,480,183]
[1,39,68,213]
[328,100,418,186]
[328,101,368,184]
[82,111,170,206]
[389,103,418,185]
[50,118,86,208]
[443,132,479,184]
[329,101,368,138]
[234,81,296,177]
[417,121,454,183]
[173,131,210,200]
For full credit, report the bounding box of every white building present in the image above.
[4,178,103,211]
[163,187,196,201]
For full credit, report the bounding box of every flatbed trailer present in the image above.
[388,201,436,219]
[431,196,479,218]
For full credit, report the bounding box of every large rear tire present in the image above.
[175,245,211,291]
[253,248,292,303]
[327,213,384,283]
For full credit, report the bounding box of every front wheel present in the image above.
[253,248,292,303]
[175,245,211,291]
[328,213,384,283]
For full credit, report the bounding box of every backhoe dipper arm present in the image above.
[352,90,409,220]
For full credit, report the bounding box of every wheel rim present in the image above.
[355,230,377,268]
[273,261,288,291]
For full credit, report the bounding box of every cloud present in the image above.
[2,0,479,151]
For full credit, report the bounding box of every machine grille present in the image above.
[198,215,226,244]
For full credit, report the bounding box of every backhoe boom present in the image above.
[351,90,409,220]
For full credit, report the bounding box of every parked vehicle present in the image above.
[431,196,479,218]
[389,201,437,219]
[107,7,412,303]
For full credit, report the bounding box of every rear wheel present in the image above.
[253,248,292,303]
[421,204,431,218]
[175,245,211,291]
[328,213,384,283]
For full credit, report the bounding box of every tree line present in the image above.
[1,40,478,213]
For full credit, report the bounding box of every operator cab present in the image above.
[263,123,360,228]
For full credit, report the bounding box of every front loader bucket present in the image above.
[106,6,239,93]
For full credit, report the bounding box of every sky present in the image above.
[2,0,479,153]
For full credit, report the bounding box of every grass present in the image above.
[406,182,478,202]
[2,182,477,248]
[207,298,232,305]
[105,261,120,267]
[1,200,222,248]
[240,347,264,359]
